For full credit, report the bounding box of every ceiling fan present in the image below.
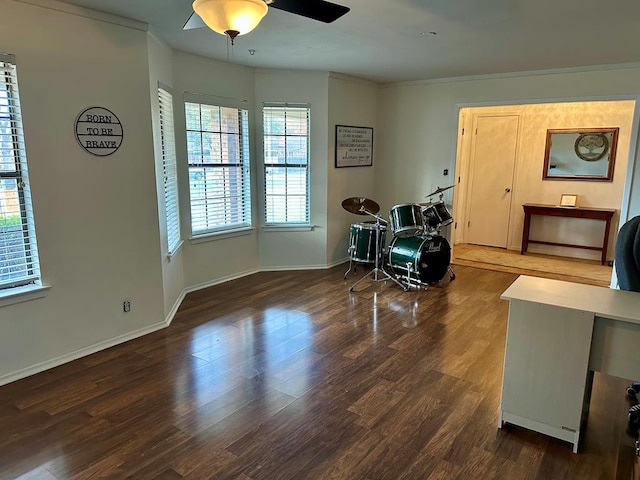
[184,0,350,42]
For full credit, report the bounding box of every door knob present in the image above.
[505,188,511,193]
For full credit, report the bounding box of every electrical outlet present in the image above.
[123,300,131,313]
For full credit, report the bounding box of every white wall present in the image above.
[147,33,185,318]
[172,52,260,287]
[0,1,165,383]
[455,101,635,261]
[376,68,640,249]
[327,74,378,265]
[375,85,456,217]
[254,70,329,269]
[7,0,640,386]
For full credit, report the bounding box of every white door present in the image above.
[466,115,519,248]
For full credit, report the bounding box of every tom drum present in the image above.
[422,201,453,233]
[348,222,386,264]
[389,203,424,237]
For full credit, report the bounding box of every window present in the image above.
[0,54,41,291]
[185,100,251,235]
[158,85,180,254]
[263,104,310,225]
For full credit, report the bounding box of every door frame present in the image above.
[449,94,640,282]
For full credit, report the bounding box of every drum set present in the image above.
[343,185,456,292]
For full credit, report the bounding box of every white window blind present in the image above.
[263,104,310,225]
[158,86,180,254]
[185,101,251,235]
[0,54,41,290]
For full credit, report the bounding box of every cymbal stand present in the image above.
[436,191,457,282]
[425,191,445,204]
[430,192,446,236]
[426,191,456,283]
[343,231,356,279]
[349,208,407,292]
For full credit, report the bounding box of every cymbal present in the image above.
[341,197,380,215]
[425,184,455,197]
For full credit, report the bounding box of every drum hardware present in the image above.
[447,265,456,281]
[424,184,455,199]
[347,207,407,292]
[341,196,406,291]
[401,261,421,290]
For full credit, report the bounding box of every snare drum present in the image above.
[388,235,451,284]
[389,203,424,237]
[348,222,386,264]
[422,201,453,233]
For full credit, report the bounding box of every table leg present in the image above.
[521,212,531,254]
[602,217,612,265]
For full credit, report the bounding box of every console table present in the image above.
[499,276,640,453]
[520,203,616,265]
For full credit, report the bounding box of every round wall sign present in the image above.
[74,106,123,156]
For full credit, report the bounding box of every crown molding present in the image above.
[382,62,640,88]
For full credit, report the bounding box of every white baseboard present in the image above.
[0,319,169,387]
[261,257,349,272]
[166,290,187,323]
[1,262,347,386]
[261,264,329,272]
[327,257,349,268]
[184,268,260,294]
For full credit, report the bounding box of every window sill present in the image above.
[263,225,315,232]
[166,240,184,260]
[189,227,255,244]
[0,284,50,308]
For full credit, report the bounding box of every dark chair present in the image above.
[615,215,640,292]
[614,216,640,409]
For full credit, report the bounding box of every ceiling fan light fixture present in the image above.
[192,0,268,37]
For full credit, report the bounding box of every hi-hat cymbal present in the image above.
[341,197,380,215]
[425,184,455,197]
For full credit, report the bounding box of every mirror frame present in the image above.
[542,127,619,181]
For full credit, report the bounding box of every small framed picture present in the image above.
[559,194,578,207]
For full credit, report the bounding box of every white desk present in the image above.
[499,276,640,453]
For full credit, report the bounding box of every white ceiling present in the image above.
[57,0,640,83]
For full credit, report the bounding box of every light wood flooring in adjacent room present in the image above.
[0,265,633,479]
[452,243,614,287]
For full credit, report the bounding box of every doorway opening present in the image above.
[451,100,636,286]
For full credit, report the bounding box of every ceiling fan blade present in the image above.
[270,0,350,23]
[183,11,206,30]
[182,0,349,31]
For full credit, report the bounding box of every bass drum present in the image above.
[388,235,451,284]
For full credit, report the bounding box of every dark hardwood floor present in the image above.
[0,265,634,479]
